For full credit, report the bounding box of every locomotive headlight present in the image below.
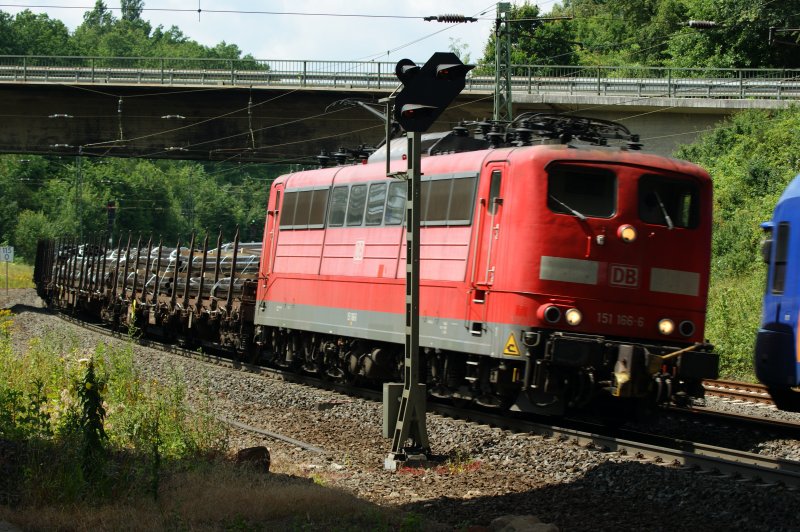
[565,308,583,326]
[658,318,675,335]
[617,224,637,243]
[679,320,696,337]
[542,305,561,324]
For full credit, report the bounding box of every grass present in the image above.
[0,463,401,531]
[0,262,34,289]
[704,272,763,382]
[0,312,420,532]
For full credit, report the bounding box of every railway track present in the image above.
[704,379,774,405]
[56,309,800,489]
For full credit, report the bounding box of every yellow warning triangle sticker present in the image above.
[503,333,520,356]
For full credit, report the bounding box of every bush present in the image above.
[11,210,54,263]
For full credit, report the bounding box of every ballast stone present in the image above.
[234,446,271,473]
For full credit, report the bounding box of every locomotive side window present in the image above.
[346,184,367,226]
[384,182,406,225]
[772,222,790,294]
[323,174,476,228]
[279,191,298,228]
[328,186,349,227]
[547,165,615,218]
[639,175,699,229]
[280,188,330,229]
[293,190,313,228]
[424,178,452,224]
[449,176,477,223]
[308,189,329,228]
[366,183,388,226]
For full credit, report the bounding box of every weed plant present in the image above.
[0,316,229,506]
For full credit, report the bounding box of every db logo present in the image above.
[610,264,639,288]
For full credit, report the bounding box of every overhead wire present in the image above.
[0,3,496,20]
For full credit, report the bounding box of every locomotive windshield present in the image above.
[638,175,699,229]
[547,165,616,218]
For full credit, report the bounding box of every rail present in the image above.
[2,55,800,100]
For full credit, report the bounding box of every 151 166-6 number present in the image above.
[596,312,645,327]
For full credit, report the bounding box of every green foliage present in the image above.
[12,211,54,262]
[76,359,107,477]
[474,0,800,69]
[4,10,75,56]
[0,154,282,257]
[664,0,800,68]
[480,2,576,70]
[705,274,765,381]
[400,512,424,532]
[0,322,229,505]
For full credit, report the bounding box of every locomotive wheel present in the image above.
[768,386,800,412]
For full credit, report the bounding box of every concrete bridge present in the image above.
[1,55,798,162]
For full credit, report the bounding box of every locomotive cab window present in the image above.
[638,175,699,229]
[772,222,790,294]
[547,165,616,218]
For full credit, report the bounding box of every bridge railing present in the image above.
[1,55,800,99]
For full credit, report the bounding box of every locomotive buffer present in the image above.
[383,53,473,470]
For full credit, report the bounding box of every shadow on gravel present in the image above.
[400,460,800,532]
[6,304,48,315]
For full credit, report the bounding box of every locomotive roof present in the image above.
[777,172,800,204]
[275,143,710,190]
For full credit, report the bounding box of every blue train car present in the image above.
[755,174,800,411]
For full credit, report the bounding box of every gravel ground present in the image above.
[3,288,800,531]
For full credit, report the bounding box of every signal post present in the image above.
[384,53,473,470]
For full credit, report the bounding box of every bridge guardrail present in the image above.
[1,55,799,100]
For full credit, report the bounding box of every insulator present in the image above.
[316,150,331,167]
[426,14,476,23]
[333,149,349,166]
[686,20,717,29]
[452,125,469,137]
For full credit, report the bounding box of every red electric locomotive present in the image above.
[254,116,719,415]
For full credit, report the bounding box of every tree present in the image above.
[7,10,75,56]
[82,0,114,29]
[547,0,688,66]
[13,210,54,261]
[479,2,576,70]
[545,0,800,68]
[0,12,15,54]
[121,0,144,22]
[665,0,800,68]
[448,37,471,64]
